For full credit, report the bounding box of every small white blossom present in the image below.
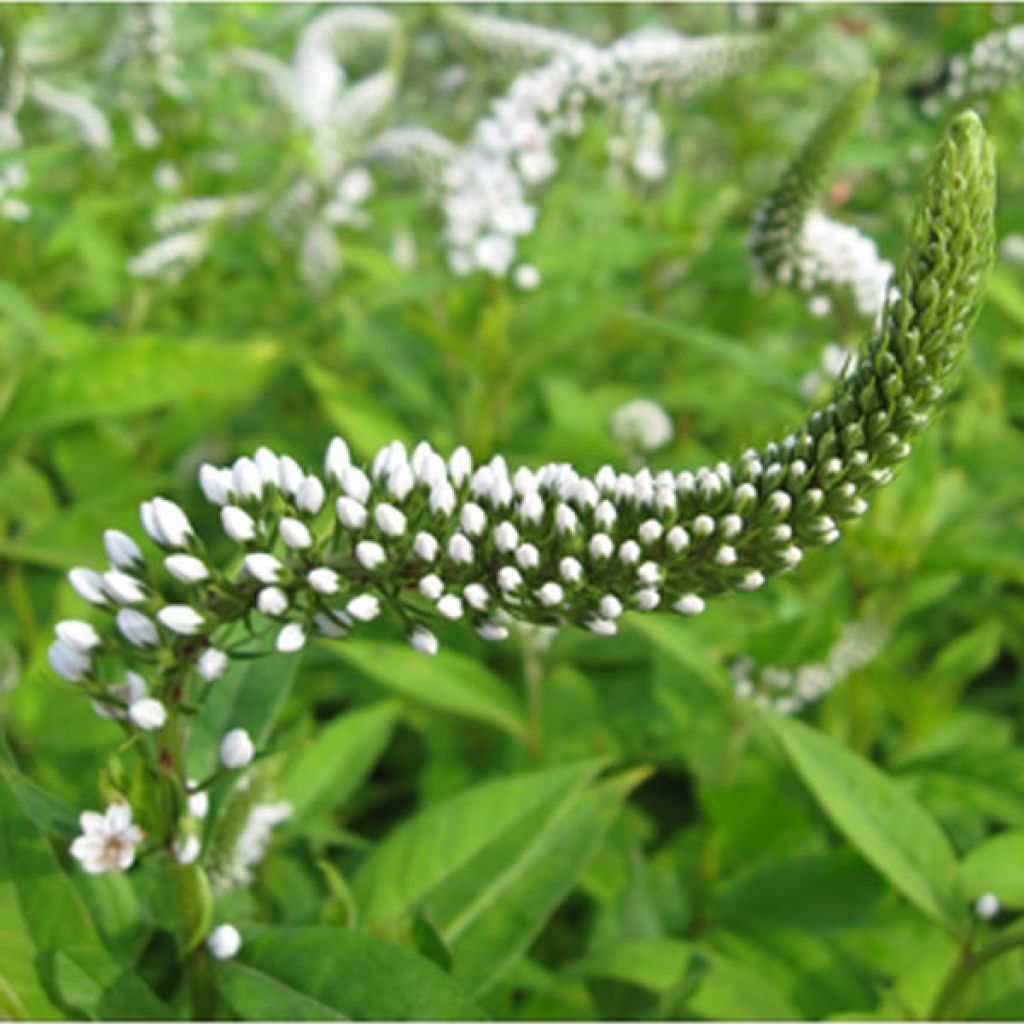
[103,570,147,605]
[69,568,109,606]
[222,506,257,544]
[244,553,284,584]
[337,496,368,530]
[356,540,387,569]
[70,802,144,874]
[296,475,326,515]
[117,609,160,647]
[258,587,289,617]
[276,623,307,653]
[279,517,313,550]
[409,626,439,655]
[55,620,101,652]
[308,567,340,595]
[347,594,380,621]
[48,640,91,682]
[976,892,1000,921]
[437,594,464,620]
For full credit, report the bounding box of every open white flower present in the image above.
[70,802,145,874]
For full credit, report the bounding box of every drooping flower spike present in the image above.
[749,72,894,321]
[52,112,995,712]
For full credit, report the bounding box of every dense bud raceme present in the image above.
[749,73,893,321]
[436,12,769,278]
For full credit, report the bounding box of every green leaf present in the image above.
[355,760,605,927]
[277,702,398,822]
[332,641,527,740]
[0,771,103,1018]
[216,927,483,1020]
[961,831,1024,907]
[439,768,647,996]
[0,335,281,441]
[44,946,170,1021]
[757,710,969,938]
[187,651,302,778]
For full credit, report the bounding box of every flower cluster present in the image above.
[441,14,768,277]
[131,6,398,290]
[750,73,893,321]
[730,620,883,715]
[945,24,1024,103]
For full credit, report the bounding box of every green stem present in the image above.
[520,628,546,761]
[930,930,1024,1020]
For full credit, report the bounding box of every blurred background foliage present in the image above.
[3,3,1024,1020]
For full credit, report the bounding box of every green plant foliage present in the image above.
[3,4,1024,1021]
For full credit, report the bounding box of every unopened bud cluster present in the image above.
[750,73,892,320]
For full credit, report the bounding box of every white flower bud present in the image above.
[258,587,289,617]
[356,540,386,569]
[165,554,209,584]
[104,530,143,569]
[715,545,738,566]
[244,553,283,584]
[493,522,519,552]
[619,540,641,564]
[637,561,660,585]
[308,567,339,595]
[461,502,487,536]
[207,924,242,960]
[278,456,304,497]
[342,465,371,503]
[336,495,367,530]
[588,618,618,636]
[538,582,564,607]
[737,570,765,591]
[430,482,456,517]
[674,594,705,617]
[409,626,439,656]
[325,437,351,483]
[781,545,803,567]
[199,464,232,505]
[437,594,464,620]
[418,574,444,600]
[388,464,415,502]
[638,520,662,545]
[599,595,623,619]
[449,446,472,486]
[559,556,583,583]
[129,697,167,731]
[198,648,229,681]
[449,533,474,565]
[276,623,306,653]
[173,834,201,866]
[768,491,792,515]
[721,515,743,538]
[498,566,523,592]
[187,785,210,820]
[514,543,539,570]
[666,526,690,552]
[219,728,254,769]
[69,568,108,606]
[975,892,1000,921]
[56,619,101,652]
[589,533,614,560]
[464,583,489,610]
[103,569,146,605]
[693,515,715,538]
[141,498,193,548]
[48,640,91,681]
[520,492,544,524]
[476,621,509,642]
[254,447,280,486]
[635,588,660,611]
[414,531,439,561]
[232,457,263,502]
[221,506,256,543]
[296,475,326,516]
[595,501,617,529]
[375,503,407,537]
[347,594,380,621]
[279,517,313,550]
[117,609,159,647]
[313,611,349,638]
[158,605,205,636]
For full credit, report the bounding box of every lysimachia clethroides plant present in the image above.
[48,111,995,960]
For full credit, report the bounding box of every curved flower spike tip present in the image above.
[51,113,994,689]
[749,71,896,319]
